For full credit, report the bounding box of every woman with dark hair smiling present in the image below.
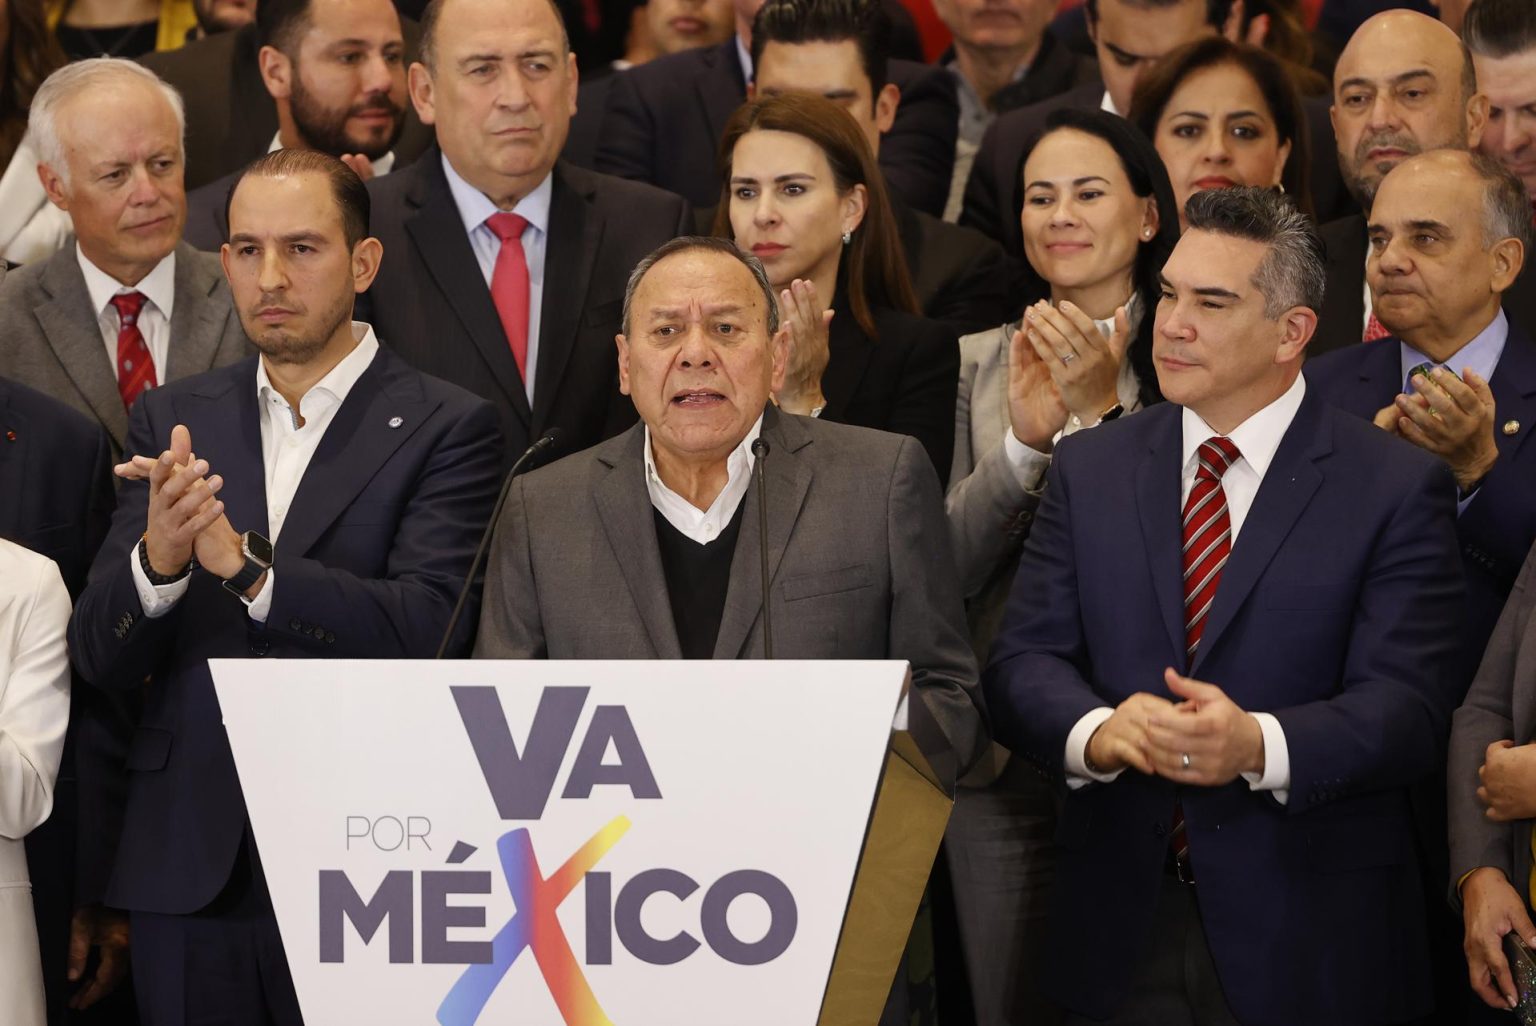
[1129,35,1311,226]
[713,92,959,485]
[941,106,1180,1026]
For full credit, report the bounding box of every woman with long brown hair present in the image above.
[712,92,959,484]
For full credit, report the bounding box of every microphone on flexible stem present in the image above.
[751,436,773,660]
[435,428,562,659]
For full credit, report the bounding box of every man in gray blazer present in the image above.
[0,59,250,460]
[1450,540,1536,1013]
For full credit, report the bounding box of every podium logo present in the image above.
[317,686,799,1026]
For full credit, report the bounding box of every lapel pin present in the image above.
[388,416,403,429]
[1504,420,1521,436]
[4,430,15,442]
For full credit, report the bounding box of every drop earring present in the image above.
[842,229,853,245]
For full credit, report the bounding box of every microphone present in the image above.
[435,429,562,659]
[750,436,773,660]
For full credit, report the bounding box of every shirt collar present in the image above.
[77,244,177,321]
[1180,373,1306,482]
[255,320,380,415]
[735,33,753,86]
[1100,89,1119,117]
[643,412,764,511]
[1399,308,1509,392]
[441,153,553,238]
[267,131,396,177]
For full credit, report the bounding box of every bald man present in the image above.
[1310,148,1536,1026]
[1310,10,1498,357]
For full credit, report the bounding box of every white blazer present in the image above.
[0,539,71,1026]
[0,141,73,266]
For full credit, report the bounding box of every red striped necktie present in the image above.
[110,291,157,412]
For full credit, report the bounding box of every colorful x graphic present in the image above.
[436,816,631,1026]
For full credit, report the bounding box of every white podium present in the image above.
[213,659,953,1026]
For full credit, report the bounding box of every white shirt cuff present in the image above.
[241,568,274,623]
[1239,711,1290,804]
[1001,429,1052,492]
[1064,706,1122,789]
[130,540,189,618]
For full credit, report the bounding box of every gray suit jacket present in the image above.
[475,407,988,777]
[1449,540,1536,904]
[0,242,252,457]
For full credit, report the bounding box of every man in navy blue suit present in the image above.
[69,149,504,1026]
[985,187,1465,1026]
[1310,149,1534,684]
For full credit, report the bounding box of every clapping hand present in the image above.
[1022,300,1129,426]
[1391,366,1499,490]
[774,278,833,415]
[1006,325,1069,452]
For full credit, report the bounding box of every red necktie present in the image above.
[487,212,531,382]
[110,292,157,411]
[1172,435,1242,880]
[1363,311,1392,342]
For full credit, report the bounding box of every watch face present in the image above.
[245,532,275,564]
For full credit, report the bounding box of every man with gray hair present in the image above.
[0,57,251,462]
[985,186,1465,1025]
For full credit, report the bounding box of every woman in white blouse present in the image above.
[0,538,72,1026]
[940,107,1181,1026]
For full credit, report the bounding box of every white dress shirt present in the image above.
[131,323,382,623]
[79,246,175,385]
[441,155,552,404]
[1100,90,1120,116]
[1064,374,1307,802]
[265,131,395,176]
[644,415,764,543]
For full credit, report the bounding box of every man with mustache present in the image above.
[1309,9,1522,356]
[182,0,415,249]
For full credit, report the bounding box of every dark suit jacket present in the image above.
[1312,214,1536,359]
[825,300,959,488]
[594,39,959,216]
[895,198,1020,335]
[474,407,988,778]
[564,73,617,170]
[140,22,434,190]
[983,390,1464,1026]
[68,348,504,913]
[960,80,1103,257]
[979,31,1100,117]
[359,151,691,464]
[1306,328,1536,685]
[1304,93,1352,225]
[0,377,126,1022]
[0,242,254,459]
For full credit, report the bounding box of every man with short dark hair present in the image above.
[141,0,435,189]
[592,0,960,214]
[986,186,1465,1026]
[751,0,1016,333]
[362,0,691,465]
[960,0,1235,256]
[69,148,505,1026]
[1464,0,1536,204]
[182,0,416,248]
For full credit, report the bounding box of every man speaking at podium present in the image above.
[474,233,986,782]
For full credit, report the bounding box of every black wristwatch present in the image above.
[222,531,274,597]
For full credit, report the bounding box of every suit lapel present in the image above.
[1347,337,1404,415]
[1488,327,1536,466]
[695,41,747,145]
[593,425,682,658]
[277,348,436,558]
[1134,410,1188,665]
[820,305,876,422]
[1191,393,1328,674]
[403,156,533,428]
[35,250,129,447]
[713,409,814,659]
[164,244,236,382]
[532,164,600,432]
[180,363,268,535]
